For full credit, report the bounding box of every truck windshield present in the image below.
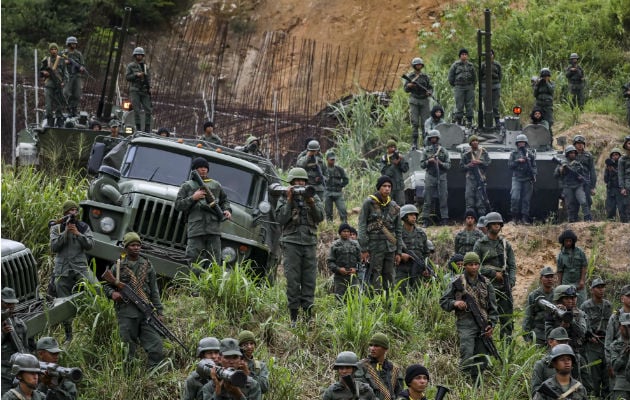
[121,145,257,207]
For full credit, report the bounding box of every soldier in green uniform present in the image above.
[380,140,409,206]
[62,36,85,117]
[605,285,630,389]
[556,229,588,305]
[620,136,630,222]
[40,42,68,128]
[462,135,491,217]
[610,313,630,400]
[454,210,484,256]
[533,344,588,400]
[297,140,326,200]
[582,278,612,399]
[424,105,445,136]
[125,47,152,132]
[396,205,430,293]
[573,135,597,217]
[480,49,502,126]
[240,136,264,157]
[565,53,586,110]
[448,48,476,126]
[322,351,375,400]
[555,146,591,222]
[533,68,555,133]
[403,58,433,148]
[624,83,630,127]
[355,333,403,400]
[529,107,550,131]
[2,354,45,400]
[36,337,77,400]
[1,288,29,395]
[544,285,588,357]
[201,121,222,145]
[605,148,625,221]
[508,134,537,224]
[358,176,402,293]
[328,223,362,301]
[420,130,451,227]
[88,165,123,206]
[103,232,164,368]
[396,365,431,400]
[175,157,232,265]
[440,252,498,382]
[523,266,556,345]
[473,212,516,339]
[324,151,349,223]
[238,330,269,395]
[476,216,487,235]
[183,337,221,400]
[277,167,324,325]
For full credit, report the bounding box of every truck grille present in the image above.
[1,248,38,302]
[132,197,187,250]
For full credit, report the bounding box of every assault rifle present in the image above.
[341,374,360,398]
[39,362,83,382]
[552,156,590,185]
[471,164,492,212]
[101,269,188,351]
[520,147,536,183]
[405,248,434,279]
[62,53,93,79]
[2,317,27,354]
[452,277,502,363]
[191,170,227,221]
[401,74,438,103]
[358,261,372,293]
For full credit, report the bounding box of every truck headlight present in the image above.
[221,247,237,264]
[258,200,271,214]
[100,217,115,233]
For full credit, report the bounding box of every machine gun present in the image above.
[101,269,188,352]
[39,362,83,383]
[61,53,93,79]
[471,163,492,212]
[520,147,536,183]
[435,385,451,400]
[405,248,434,279]
[401,74,438,103]
[552,156,590,185]
[196,359,248,388]
[536,296,573,324]
[191,170,227,222]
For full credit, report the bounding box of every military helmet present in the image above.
[610,148,622,157]
[564,145,577,155]
[196,337,221,357]
[515,134,528,144]
[132,47,145,56]
[476,216,487,228]
[463,252,480,265]
[1,287,19,304]
[98,165,121,179]
[540,68,551,77]
[426,130,441,140]
[219,338,242,356]
[66,36,78,45]
[573,135,586,144]
[550,343,576,363]
[400,204,419,220]
[624,135,630,148]
[11,353,40,375]
[569,53,579,59]
[333,351,359,369]
[411,57,424,66]
[307,140,320,151]
[553,285,577,302]
[122,232,141,247]
[287,167,308,183]
[245,136,259,146]
[484,212,504,225]
[426,239,435,252]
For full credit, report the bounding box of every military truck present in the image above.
[80,132,281,280]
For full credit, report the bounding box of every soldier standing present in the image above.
[508,134,537,224]
[328,223,362,301]
[555,146,592,222]
[454,209,484,256]
[522,266,556,346]
[532,344,588,400]
[102,232,164,368]
[183,337,221,400]
[605,148,626,221]
[473,211,516,340]
[566,53,586,110]
[62,36,85,117]
[529,107,550,131]
[354,333,404,400]
[201,121,222,145]
[238,331,269,395]
[609,313,630,400]
[1,288,29,394]
[461,135,491,216]
[297,140,326,200]
[175,157,232,264]
[241,136,264,157]
[556,229,588,305]
[88,166,123,206]
[396,365,431,400]
[480,49,502,126]
[40,43,68,128]
[276,168,324,326]
[358,176,402,293]
[380,140,409,206]
[605,285,630,388]
[424,105,445,135]
[620,136,630,222]
[573,135,597,216]
[324,151,349,223]
[624,82,630,127]
[396,205,430,294]
[35,337,77,400]
[403,57,433,148]
[420,130,451,227]
[125,47,152,132]
[448,48,476,126]
[322,351,375,400]
[439,252,498,383]
[544,285,588,357]
[2,354,45,400]
[534,68,555,133]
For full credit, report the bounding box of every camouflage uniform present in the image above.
[566,61,586,109]
[461,146,491,216]
[322,381,376,400]
[324,163,349,222]
[620,148,630,221]
[554,159,591,222]
[354,358,403,400]
[297,153,326,199]
[1,318,27,394]
[534,79,555,130]
[40,47,68,125]
[508,145,537,221]
[183,370,209,400]
[380,154,409,206]
[545,310,588,356]
[453,228,484,256]
[1,387,46,400]
[473,235,516,339]
[575,149,597,211]
[37,379,77,400]
[480,58,502,121]
[531,352,589,394]
[201,376,261,400]
[605,307,630,388]
[62,47,85,115]
[532,375,588,400]
[610,337,630,400]
[605,155,626,221]
[624,82,630,127]
[403,69,433,138]
[419,143,451,221]
[581,296,612,398]
[125,58,152,131]
[447,57,476,124]
[245,358,269,395]
[556,246,588,305]
[328,237,362,299]
[523,286,555,345]
[396,225,429,293]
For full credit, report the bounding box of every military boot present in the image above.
[455,118,463,126]
[289,308,299,328]
[412,133,419,151]
[440,218,450,226]
[63,321,73,344]
[45,115,54,127]
[55,117,65,127]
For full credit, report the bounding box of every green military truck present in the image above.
[81,133,281,280]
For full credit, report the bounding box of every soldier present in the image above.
[420,130,450,227]
[36,337,77,400]
[476,215,487,235]
[609,313,630,400]
[201,121,222,145]
[424,105,445,136]
[328,223,362,301]
[454,209,484,256]
[40,42,68,128]
[380,140,409,206]
[183,337,222,400]
[533,68,555,133]
[349,226,358,241]
[89,120,102,131]
[276,167,324,325]
[439,252,499,382]
[447,48,476,126]
[605,285,630,387]
[125,47,152,132]
[544,285,588,356]
[555,146,591,222]
[297,140,326,200]
[523,266,556,346]
[573,134,597,217]
[403,57,433,148]
[397,205,430,293]
[480,49,502,126]
[108,119,121,138]
[620,136,630,222]
[533,344,588,400]
[322,351,375,400]
[238,331,269,395]
[355,333,403,400]
[50,200,95,343]
[2,354,45,400]
[175,157,232,265]
[396,365,431,400]
[62,36,85,117]
[445,253,464,278]
[508,134,537,224]
[529,107,550,131]
[473,211,516,339]
[240,136,264,157]
[556,229,588,305]
[581,278,612,399]
[358,176,402,293]
[103,232,164,368]
[565,53,586,110]
[324,151,349,223]
[88,165,123,206]
[461,135,491,216]
[1,288,29,394]
[606,148,627,221]
[157,127,170,137]
[624,83,630,127]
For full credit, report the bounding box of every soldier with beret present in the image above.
[1,288,29,395]
[522,266,556,345]
[453,209,484,256]
[238,330,269,394]
[355,333,403,400]
[448,48,476,127]
[328,223,362,301]
[183,337,222,400]
[396,364,431,400]
[324,151,349,223]
[380,140,409,206]
[36,337,77,400]
[201,121,222,145]
[322,351,375,400]
[556,229,588,305]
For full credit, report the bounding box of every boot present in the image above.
[466,118,473,128]
[45,115,54,127]
[422,219,430,228]
[289,309,299,328]
[412,133,419,151]
[455,118,463,126]
[70,107,77,117]
[55,117,64,127]
[63,321,73,344]
[495,117,500,127]
[440,218,450,226]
